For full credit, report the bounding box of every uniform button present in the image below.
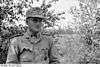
[44,56,48,60]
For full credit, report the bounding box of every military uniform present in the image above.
[6,7,60,64]
[6,29,51,64]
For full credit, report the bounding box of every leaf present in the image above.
[57,12,65,16]
[36,0,39,2]
[49,0,59,3]
[45,4,52,9]
[31,0,33,4]
[25,0,28,2]
[60,17,65,20]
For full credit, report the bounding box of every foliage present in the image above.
[69,0,100,64]
[40,0,65,28]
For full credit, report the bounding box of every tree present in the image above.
[69,0,100,64]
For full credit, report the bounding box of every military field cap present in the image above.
[26,7,46,19]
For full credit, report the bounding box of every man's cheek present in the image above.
[36,25,40,29]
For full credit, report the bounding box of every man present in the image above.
[6,7,59,64]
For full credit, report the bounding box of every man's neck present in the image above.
[27,29,40,38]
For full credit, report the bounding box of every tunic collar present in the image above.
[23,29,42,44]
[24,29,41,38]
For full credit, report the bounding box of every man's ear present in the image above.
[26,18,29,25]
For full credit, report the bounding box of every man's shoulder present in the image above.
[10,36,23,45]
[42,35,52,41]
[42,35,53,46]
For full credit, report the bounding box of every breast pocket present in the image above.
[19,48,33,62]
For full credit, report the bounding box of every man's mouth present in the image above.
[36,25,41,29]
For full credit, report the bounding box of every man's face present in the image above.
[27,17,43,32]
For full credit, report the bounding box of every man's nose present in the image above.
[36,23,42,27]
[36,22,42,25]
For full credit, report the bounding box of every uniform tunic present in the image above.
[6,30,59,64]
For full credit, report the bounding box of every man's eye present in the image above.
[29,17,43,23]
[32,19,38,22]
[33,18,42,22]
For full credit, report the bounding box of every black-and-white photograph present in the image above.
[0,0,100,64]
